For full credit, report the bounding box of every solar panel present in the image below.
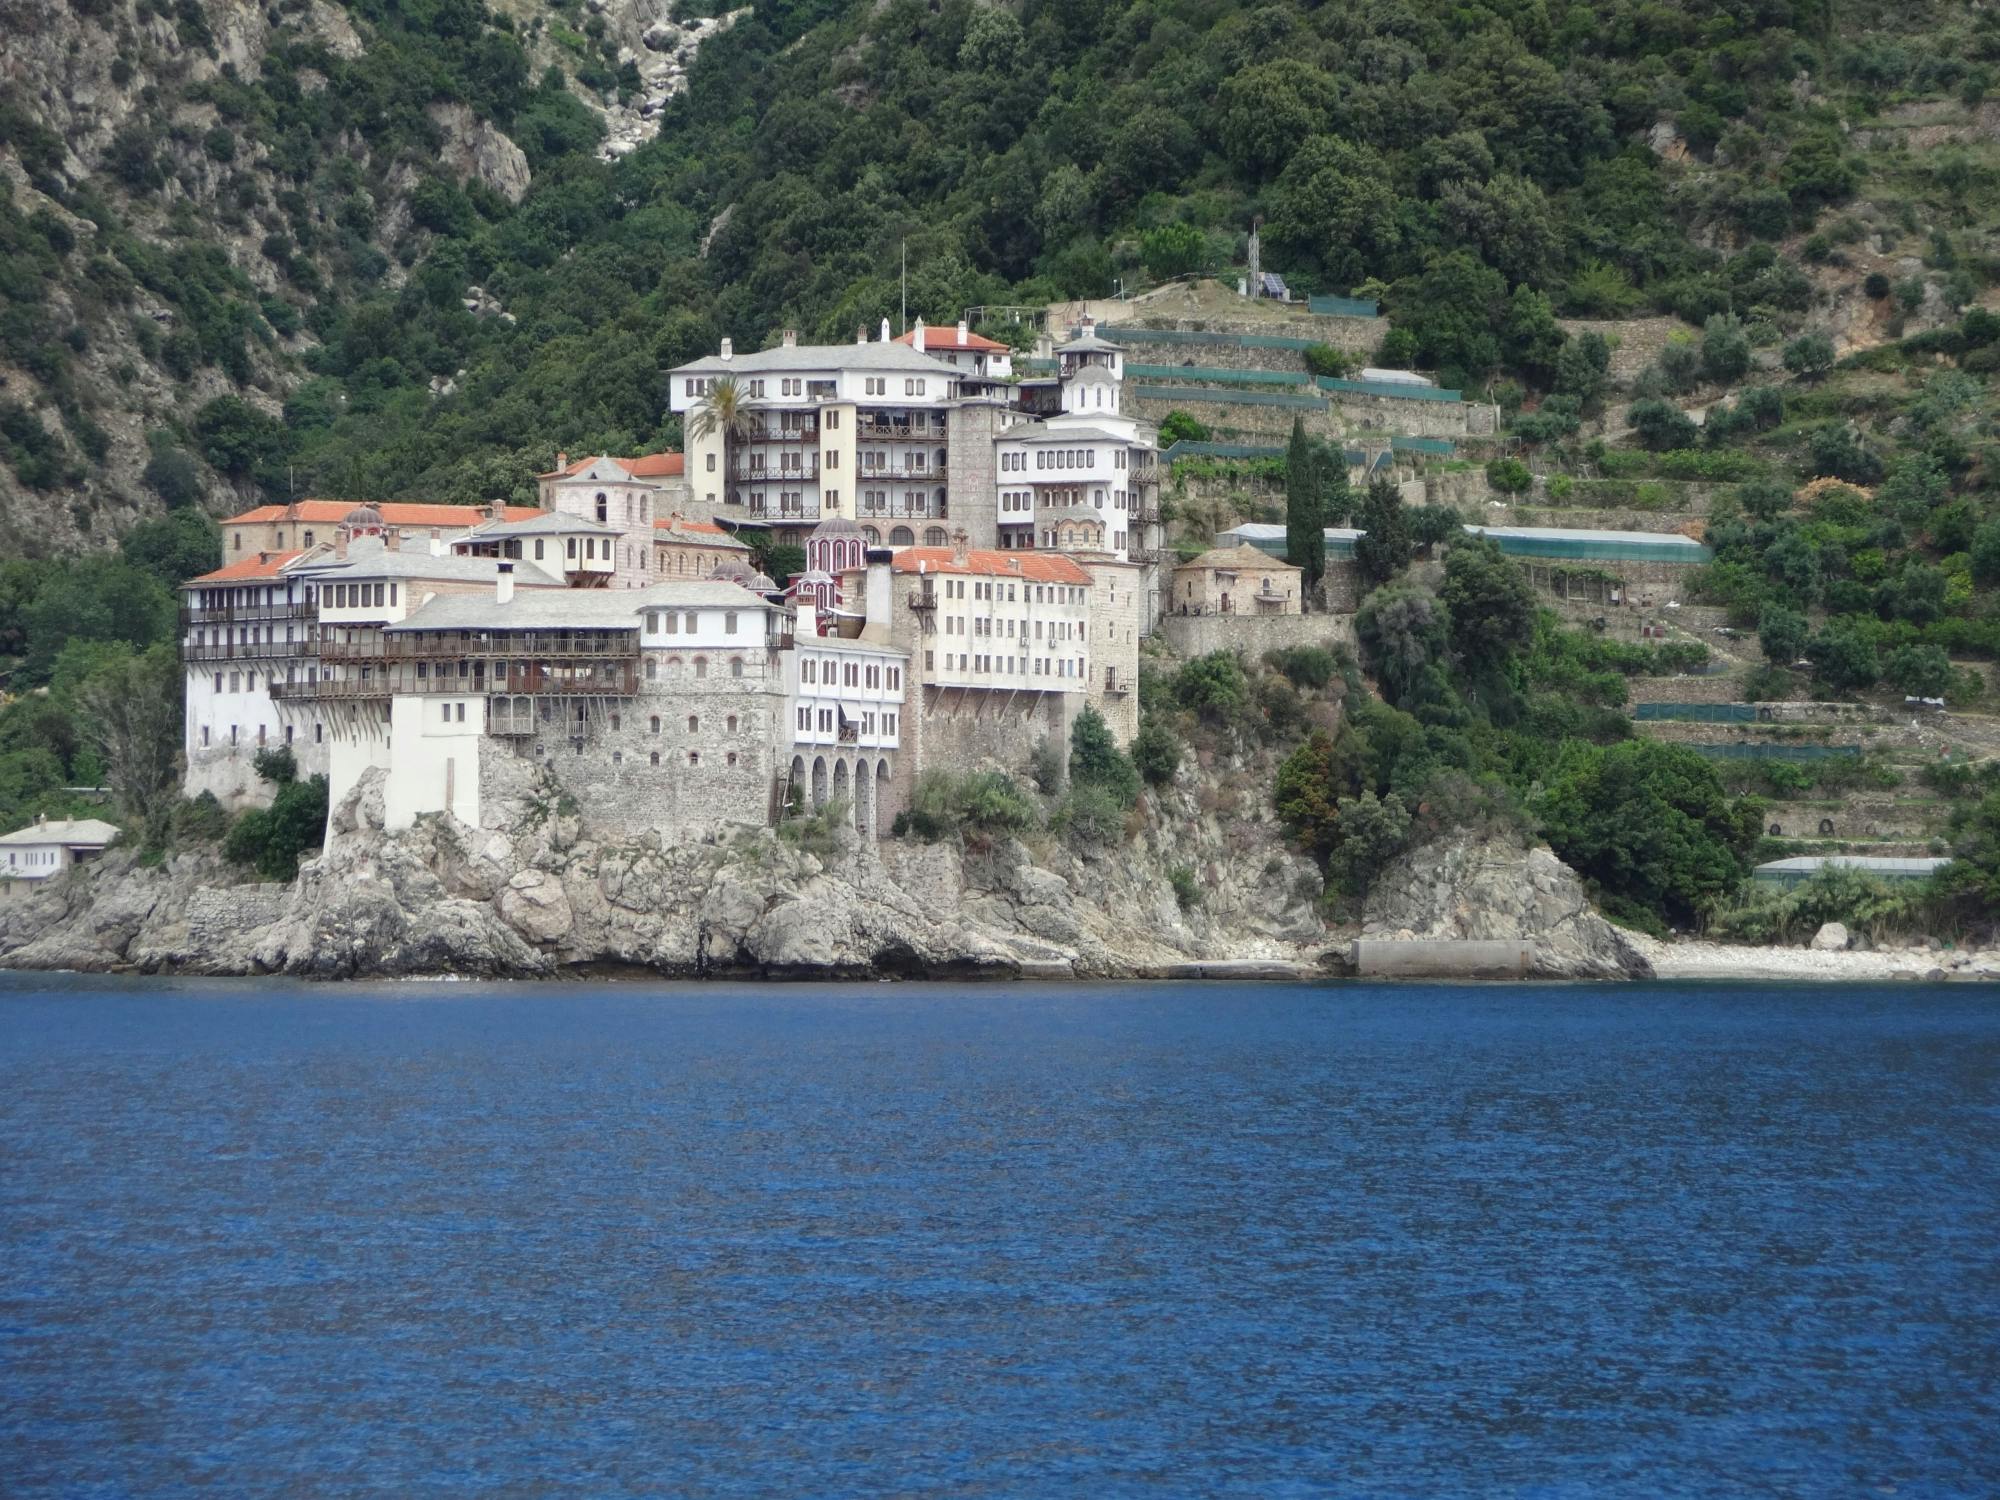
[1258,273,1289,299]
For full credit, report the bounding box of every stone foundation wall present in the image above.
[185,884,295,952]
[504,677,789,838]
[1156,610,1356,662]
[909,685,1079,788]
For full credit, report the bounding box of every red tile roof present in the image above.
[895,326,1011,354]
[880,547,1093,584]
[188,549,303,584]
[221,500,540,527]
[537,452,686,480]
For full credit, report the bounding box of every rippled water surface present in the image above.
[2,975,1997,1497]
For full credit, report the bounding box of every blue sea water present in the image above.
[0,975,1996,1498]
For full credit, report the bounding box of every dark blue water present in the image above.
[2,976,1997,1497]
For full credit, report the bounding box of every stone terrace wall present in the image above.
[1625,673,1748,706]
[1157,610,1356,662]
[1329,391,1498,438]
[1132,391,1342,443]
[1558,317,1690,386]
[1124,314,1389,358]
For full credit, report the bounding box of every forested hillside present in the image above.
[5,0,2000,934]
[1,0,1988,544]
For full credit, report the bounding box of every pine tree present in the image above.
[1284,417,1325,594]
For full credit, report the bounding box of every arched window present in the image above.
[645,658,657,680]
[890,526,914,546]
[862,526,880,545]
[650,751,660,766]
[687,715,700,733]
[730,657,744,679]
[649,716,660,733]
[595,491,608,523]
[726,715,738,733]
[924,527,946,547]
[693,657,708,679]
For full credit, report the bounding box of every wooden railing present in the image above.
[183,638,315,663]
[179,602,313,627]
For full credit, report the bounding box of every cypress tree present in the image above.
[1284,416,1325,594]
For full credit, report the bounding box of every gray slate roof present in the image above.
[464,512,623,540]
[0,817,120,847]
[673,342,955,377]
[1000,421,1133,444]
[386,580,778,634]
[291,537,565,587]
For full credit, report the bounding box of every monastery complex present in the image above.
[182,321,1160,840]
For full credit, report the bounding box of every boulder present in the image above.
[499,870,573,945]
[1361,836,1654,980]
[1810,922,1851,952]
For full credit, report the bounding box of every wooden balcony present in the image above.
[179,602,313,628]
[183,638,315,664]
[271,659,639,703]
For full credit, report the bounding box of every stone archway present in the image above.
[832,758,850,813]
[875,761,890,837]
[854,757,873,837]
[790,755,805,815]
[811,755,828,810]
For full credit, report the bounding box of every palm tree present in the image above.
[687,375,755,511]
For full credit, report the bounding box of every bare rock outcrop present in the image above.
[1361,836,1655,980]
[0,764,1329,980]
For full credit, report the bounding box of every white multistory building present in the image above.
[670,324,961,549]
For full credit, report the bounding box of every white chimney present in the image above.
[862,547,893,644]
[556,450,568,469]
[913,318,926,352]
[720,337,733,360]
[880,317,891,343]
[495,561,515,606]
[856,325,867,345]
[956,319,969,344]
[795,598,817,639]
[429,527,444,558]
[782,328,798,348]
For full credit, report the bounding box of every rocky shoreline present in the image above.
[3,765,1991,986]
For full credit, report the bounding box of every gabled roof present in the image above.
[0,817,120,847]
[461,512,623,540]
[386,579,778,634]
[220,500,539,528]
[897,325,1010,354]
[1178,544,1302,573]
[876,548,1093,585]
[673,342,954,377]
[999,421,1133,445]
[187,549,304,585]
[289,537,564,586]
[537,451,687,481]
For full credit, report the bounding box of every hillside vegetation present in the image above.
[2,0,2000,936]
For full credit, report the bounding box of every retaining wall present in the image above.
[1157,610,1356,661]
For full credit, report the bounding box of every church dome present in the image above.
[343,503,384,528]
